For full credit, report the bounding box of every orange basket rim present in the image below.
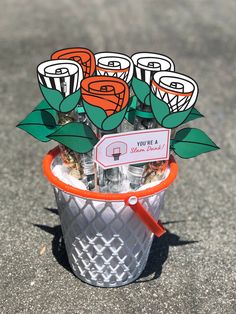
[42,146,178,201]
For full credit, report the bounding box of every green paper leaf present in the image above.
[125,95,138,125]
[150,92,170,125]
[35,99,58,122]
[184,107,204,123]
[162,107,192,128]
[40,85,81,113]
[59,89,81,113]
[150,93,202,128]
[172,128,219,158]
[40,84,63,111]
[83,100,107,129]
[17,109,57,142]
[132,77,151,104]
[48,122,98,153]
[102,106,128,131]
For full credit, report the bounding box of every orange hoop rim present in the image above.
[42,146,178,201]
[152,80,193,97]
[96,65,130,73]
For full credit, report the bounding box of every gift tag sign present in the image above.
[94,128,170,169]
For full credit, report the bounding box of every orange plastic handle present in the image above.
[125,196,166,238]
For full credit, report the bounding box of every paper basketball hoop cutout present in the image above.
[106,141,128,161]
[151,71,199,112]
[95,52,134,83]
[51,47,96,78]
[131,53,175,85]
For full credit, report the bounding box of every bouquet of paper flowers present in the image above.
[17,48,219,287]
[17,48,218,193]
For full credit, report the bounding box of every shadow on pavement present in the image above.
[34,223,73,275]
[34,207,198,282]
[136,226,198,283]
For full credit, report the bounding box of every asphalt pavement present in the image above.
[0,0,235,313]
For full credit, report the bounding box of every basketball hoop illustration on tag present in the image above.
[106,141,128,161]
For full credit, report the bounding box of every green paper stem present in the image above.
[135,110,154,119]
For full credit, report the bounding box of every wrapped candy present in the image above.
[143,160,169,183]
[54,115,84,180]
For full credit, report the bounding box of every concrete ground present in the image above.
[0,0,235,313]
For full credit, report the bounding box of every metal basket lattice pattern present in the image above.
[54,186,165,287]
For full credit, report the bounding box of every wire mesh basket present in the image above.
[43,147,178,287]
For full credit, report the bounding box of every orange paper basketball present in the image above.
[81,76,129,116]
[51,48,96,77]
